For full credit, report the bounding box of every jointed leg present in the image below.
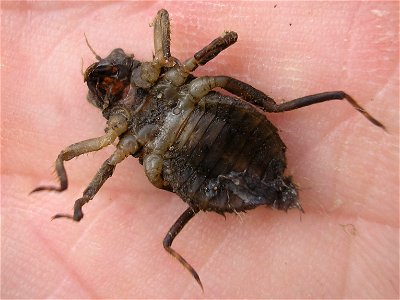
[52,134,139,221]
[153,9,171,65]
[132,9,173,88]
[184,31,238,72]
[186,76,385,130]
[31,135,115,193]
[52,158,115,221]
[31,113,129,193]
[163,207,203,291]
[267,91,386,130]
[164,31,238,86]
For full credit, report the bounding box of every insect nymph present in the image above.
[32,9,384,290]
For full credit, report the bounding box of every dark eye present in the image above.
[84,62,99,83]
[84,48,136,109]
[93,63,117,77]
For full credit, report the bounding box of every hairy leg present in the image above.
[131,9,173,88]
[163,207,202,290]
[31,113,129,193]
[164,31,238,86]
[186,76,385,130]
[153,9,171,65]
[52,134,139,221]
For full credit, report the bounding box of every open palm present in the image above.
[2,2,398,298]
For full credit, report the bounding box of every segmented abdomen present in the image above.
[163,93,287,213]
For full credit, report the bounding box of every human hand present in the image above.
[2,2,397,298]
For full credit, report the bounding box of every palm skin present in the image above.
[1,2,398,298]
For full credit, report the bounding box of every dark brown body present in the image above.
[126,75,295,215]
[162,92,287,213]
[32,9,384,291]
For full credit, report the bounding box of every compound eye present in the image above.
[84,50,135,109]
[95,63,118,78]
[84,62,99,82]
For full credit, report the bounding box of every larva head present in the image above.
[84,48,138,110]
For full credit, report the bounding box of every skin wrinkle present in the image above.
[320,120,370,189]
[287,112,391,226]
[349,142,377,216]
[286,113,351,173]
[354,221,398,296]
[42,196,133,297]
[338,220,355,298]
[51,195,116,259]
[29,225,100,298]
[180,219,231,297]
[276,91,379,172]
[48,275,82,299]
[2,2,397,298]
[331,124,349,209]
[337,123,391,216]
[373,67,399,117]
[341,2,360,85]
[339,224,356,299]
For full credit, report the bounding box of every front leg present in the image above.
[153,8,172,66]
[131,9,173,89]
[52,134,139,221]
[31,112,129,193]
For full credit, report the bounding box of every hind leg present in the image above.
[163,207,203,290]
[184,76,385,130]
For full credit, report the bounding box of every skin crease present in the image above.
[1,1,398,298]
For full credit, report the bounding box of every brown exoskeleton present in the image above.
[31,9,385,290]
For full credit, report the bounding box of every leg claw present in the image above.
[30,185,65,195]
[51,209,83,222]
[51,213,74,221]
